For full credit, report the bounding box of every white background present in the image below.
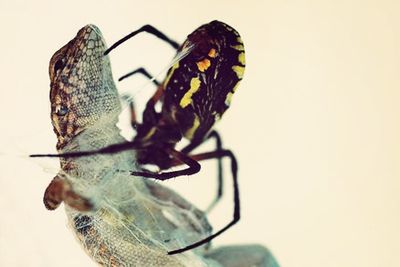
[1,1,399,267]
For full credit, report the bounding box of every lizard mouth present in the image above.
[76,24,107,49]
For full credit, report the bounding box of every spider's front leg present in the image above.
[104,24,179,55]
[119,67,160,84]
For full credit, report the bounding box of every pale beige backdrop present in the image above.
[0,1,399,267]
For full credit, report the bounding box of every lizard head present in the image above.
[49,25,120,151]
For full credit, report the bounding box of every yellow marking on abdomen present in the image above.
[163,61,180,87]
[238,52,245,65]
[142,127,157,142]
[184,114,200,140]
[231,44,244,51]
[196,58,211,72]
[225,92,234,107]
[232,81,241,93]
[179,77,201,108]
[232,65,245,79]
[225,81,241,107]
[208,48,217,58]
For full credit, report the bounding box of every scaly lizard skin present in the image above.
[44,24,279,267]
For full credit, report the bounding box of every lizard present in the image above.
[42,24,279,267]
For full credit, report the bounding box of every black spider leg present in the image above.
[30,140,142,158]
[167,149,240,255]
[104,25,180,55]
[119,67,161,84]
[131,147,201,180]
[181,131,224,213]
[120,94,139,130]
[120,68,161,129]
[30,142,203,181]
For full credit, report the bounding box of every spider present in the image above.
[32,20,245,255]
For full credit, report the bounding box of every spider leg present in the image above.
[119,67,161,85]
[120,72,164,130]
[181,130,224,213]
[139,85,164,128]
[44,176,92,211]
[129,101,138,129]
[30,140,141,158]
[131,148,201,180]
[104,25,179,55]
[120,93,139,129]
[167,149,240,255]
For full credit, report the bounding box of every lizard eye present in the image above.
[55,105,68,116]
[54,58,65,73]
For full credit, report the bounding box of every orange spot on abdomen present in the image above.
[196,58,211,72]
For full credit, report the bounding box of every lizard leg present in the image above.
[44,176,92,211]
